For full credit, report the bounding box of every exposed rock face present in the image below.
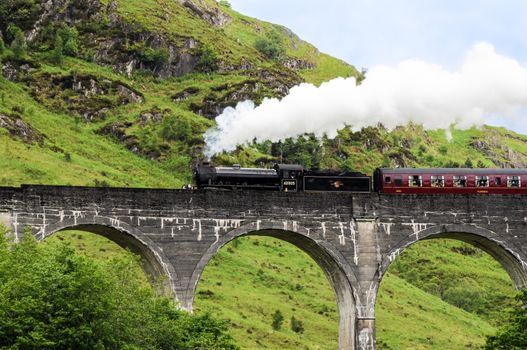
[97,121,136,151]
[138,108,171,127]
[188,68,302,119]
[173,87,200,102]
[27,0,102,42]
[0,114,44,144]
[29,73,144,121]
[471,135,527,168]
[181,0,232,27]
[282,58,316,71]
[2,61,37,82]
[93,29,201,79]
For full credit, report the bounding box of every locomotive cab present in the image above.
[274,164,305,191]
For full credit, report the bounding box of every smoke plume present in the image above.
[204,43,527,157]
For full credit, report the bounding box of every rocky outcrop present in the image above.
[27,0,102,42]
[138,108,171,127]
[181,0,232,27]
[173,87,200,102]
[29,73,144,121]
[1,60,39,82]
[0,114,45,144]
[282,58,316,71]
[470,131,527,168]
[188,67,302,118]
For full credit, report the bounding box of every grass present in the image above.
[42,231,512,350]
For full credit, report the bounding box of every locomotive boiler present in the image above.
[193,162,371,193]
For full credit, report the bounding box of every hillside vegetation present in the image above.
[0,0,523,349]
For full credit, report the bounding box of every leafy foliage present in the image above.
[0,36,5,55]
[57,25,79,57]
[50,33,63,64]
[0,0,40,33]
[271,310,284,330]
[0,226,239,350]
[196,44,219,73]
[485,289,527,349]
[290,316,304,334]
[9,26,27,59]
[254,30,285,60]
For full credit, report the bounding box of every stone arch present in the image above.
[188,220,359,350]
[381,224,527,290]
[42,215,178,298]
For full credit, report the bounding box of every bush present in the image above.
[197,44,219,72]
[10,27,27,59]
[271,310,284,330]
[290,316,304,334]
[57,25,79,56]
[50,33,63,64]
[254,30,285,60]
[218,0,231,8]
[160,114,192,142]
[0,36,5,55]
[132,43,169,67]
[485,289,527,349]
[0,226,239,349]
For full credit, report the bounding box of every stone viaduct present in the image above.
[0,185,526,350]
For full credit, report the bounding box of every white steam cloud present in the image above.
[204,43,527,157]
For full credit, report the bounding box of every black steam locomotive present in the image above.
[193,162,371,193]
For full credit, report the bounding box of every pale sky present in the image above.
[225,0,527,134]
[228,0,527,69]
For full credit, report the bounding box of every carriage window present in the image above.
[508,176,521,188]
[495,177,502,186]
[385,176,392,184]
[453,175,467,187]
[394,176,402,186]
[476,176,489,187]
[430,175,444,187]
[408,175,422,187]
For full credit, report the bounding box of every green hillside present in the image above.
[0,0,523,349]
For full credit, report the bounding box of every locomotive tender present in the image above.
[194,162,527,194]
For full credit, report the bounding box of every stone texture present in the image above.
[1,185,527,350]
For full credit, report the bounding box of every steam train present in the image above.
[194,162,527,194]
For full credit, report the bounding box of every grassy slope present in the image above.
[0,71,183,188]
[44,231,508,350]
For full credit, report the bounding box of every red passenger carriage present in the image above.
[374,168,527,194]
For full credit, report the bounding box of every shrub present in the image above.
[271,310,284,330]
[57,25,79,56]
[290,316,304,334]
[218,0,231,8]
[485,289,527,349]
[0,36,5,55]
[132,42,169,67]
[254,30,285,60]
[0,226,239,349]
[159,114,192,142]
[50,33,63,64]
[10,27,27,59]
[197,44,219,72]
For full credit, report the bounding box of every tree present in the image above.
[51,33,63,64]
[58,26,79,56]
[0,36,5,55]
[10,28,27,59]
[0,226,239,349]
[271,310,284,330]
[484,289,527,349]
